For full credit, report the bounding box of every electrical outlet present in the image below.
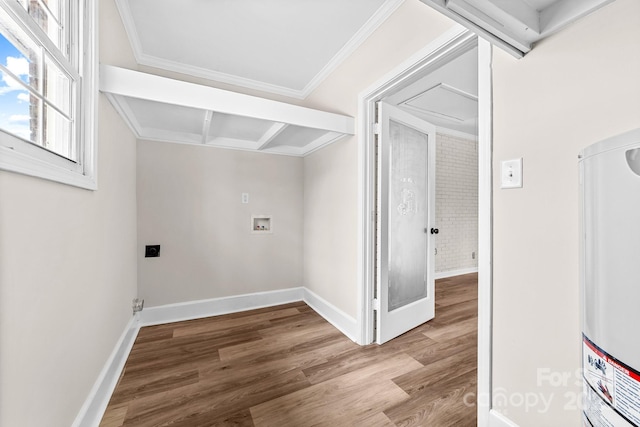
[132,298,144,314]
[145,245,160,257]
[472,251,476,259]
[501,158,523,189]
[241,193,249,204]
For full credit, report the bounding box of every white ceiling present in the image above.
[106,0,612,153]
[115,0,404,99]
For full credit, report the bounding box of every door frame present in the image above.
[356,26,493,427]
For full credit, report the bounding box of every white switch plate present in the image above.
[241,193,249,204]
[501,158,523,189]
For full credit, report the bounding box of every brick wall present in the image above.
[435,132,478,275]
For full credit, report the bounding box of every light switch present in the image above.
[501,158,523,189]
[241,193,249,204]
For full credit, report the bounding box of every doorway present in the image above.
[357,26,493,425]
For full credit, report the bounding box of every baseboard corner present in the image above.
[302,288,359,342]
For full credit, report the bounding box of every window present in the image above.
[0,0,96,189]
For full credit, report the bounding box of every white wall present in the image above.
[136,140,304,307]
[0,1,138,425]
[302,0,457,318]
[435,132,478,275]
[491,0,640,425]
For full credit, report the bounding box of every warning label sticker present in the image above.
[583,334,640,427]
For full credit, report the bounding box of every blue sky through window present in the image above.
[0,32,32,141]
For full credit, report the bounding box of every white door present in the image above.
[376,102,436,344]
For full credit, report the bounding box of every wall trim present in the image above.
[137,287,304,327]
[434,267,479,279]
[303,288,359,342]
[71,315,140,427]
[73,287,358,425]
[489,409,520,427]
[476,38,494,427]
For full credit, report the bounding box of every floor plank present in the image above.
[100,273,478,426]
[250,353,421,427]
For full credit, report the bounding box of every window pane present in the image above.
[0,15,40,93]
[44,53,70,115]
[43,102,73,160]
[0,68,35,142]
[18,0,64,50]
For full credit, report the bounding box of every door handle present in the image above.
[430,228,439,235]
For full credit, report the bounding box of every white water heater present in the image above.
[580,128,640,427]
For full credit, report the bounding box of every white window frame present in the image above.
[0,0,97,190]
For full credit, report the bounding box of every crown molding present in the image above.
[300,0,405,98]
[113,0,405,100]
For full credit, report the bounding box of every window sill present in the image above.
[0,145,97,190]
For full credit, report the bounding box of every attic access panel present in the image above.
[401,83,478,122]
[100,65,355,156]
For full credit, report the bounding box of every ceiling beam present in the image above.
[302,132,349,157]
[256,123,288,151]
[420,0,614,58]
[100,65,355,135]
[201,110,213,144]
[418,0,526,57]
[463,0,540,34]
[445,0,535,51]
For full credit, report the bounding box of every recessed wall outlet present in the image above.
[132,298,144,314]
[145,245,160,257]
[501,158,523,189]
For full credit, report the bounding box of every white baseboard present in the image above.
[489,409,520,427]
[73,286,358,426]
[137,287,359,343]
[72,315,140,427]
[303,288,359,342]
[434,267,479,280]
[137,287,304,326]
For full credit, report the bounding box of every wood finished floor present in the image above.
[101,273,478,427]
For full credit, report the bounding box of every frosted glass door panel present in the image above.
[388,119,428,311]
[376,102,435,345]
